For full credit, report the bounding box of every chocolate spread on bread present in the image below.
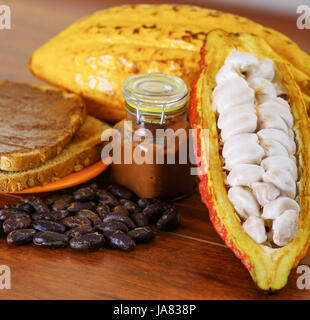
[0,80,86,171]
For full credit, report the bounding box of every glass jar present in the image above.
[111,72,196,199]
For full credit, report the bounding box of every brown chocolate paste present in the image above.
[0,80,84,155]
[111,112,196,199]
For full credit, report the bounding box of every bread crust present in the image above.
[0,116,108,192]
[0,81,87,172]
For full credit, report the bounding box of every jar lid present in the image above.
[122,72,188,114]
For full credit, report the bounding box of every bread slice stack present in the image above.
[0,80,109,192]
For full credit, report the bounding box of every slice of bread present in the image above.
[0,80,87,172]
[0,116,110,192]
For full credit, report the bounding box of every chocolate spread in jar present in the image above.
[111,105,196,200]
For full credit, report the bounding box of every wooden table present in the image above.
[1,0,310,300]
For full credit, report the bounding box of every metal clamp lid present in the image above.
[122,72,187,124]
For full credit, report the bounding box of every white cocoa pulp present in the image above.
[212,50,300,247]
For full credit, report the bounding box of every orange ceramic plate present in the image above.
[11,161,109,194]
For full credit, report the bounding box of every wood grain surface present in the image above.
[0,0,310,300]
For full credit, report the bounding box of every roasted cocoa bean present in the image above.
[95,203,110,220]
[32,220,66,233]
[9,203,33,214]
[32,210,70,221]
[69,233,105,252]
[44,193,62,206]
[3,216,32,234]
[103,213,135,230]
[76,209,102,226]
[156,207,180,231]
[96,221,128,234]
[65,225,94,239]
[60,216,91,228]
[96,190,119,208]
[7,229,36,246]
[120,199,141,214]
[67,201,96,213]
[112,205,129,216]
[157,200,173,211]
[33,231,69,248]
[52,194,74,211]
[105,230,136,251]
[50,210,71,221]
[73,187,95,201]
[32,212,55,221]
[142,202,165,223]
[127,227,156,243]
[138,198,157,209]
[107,184,134,200]
[87,183,100,192]
[0,210,30,221]
[0,207,24,214]
[130,212,149,227]
[24,197,49,213]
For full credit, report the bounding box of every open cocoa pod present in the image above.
[190,29,310,291]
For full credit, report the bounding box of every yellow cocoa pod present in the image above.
[190,29,310,291]
[29,5,310,122]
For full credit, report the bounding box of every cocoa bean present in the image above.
[103,213,135,230]
[69,233,105,252]
[33,231,69,248]
[130,212,149,227]
[107,184,134,200]
[96,190,119,208]
[76,209,102,226]
[60,216,91,228]
[127,227,156,243]
[7,229,36,246]
[120,199,141,214]
[3,216,32,234]
[73,187,95,202]
[52,194,74,211]
[105,230,136,251]
[96,221,128,234]
[67,201,96,213]
[156,207,180,231]
[65,225,94,239]
[32,220,66,233]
